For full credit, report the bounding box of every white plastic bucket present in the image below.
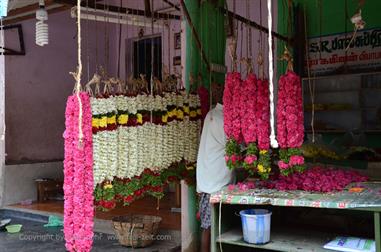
[239,209,271,244]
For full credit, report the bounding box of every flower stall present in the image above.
[210,0,381,252]
[3,0,381,252]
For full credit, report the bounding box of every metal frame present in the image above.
[3,24,25,56]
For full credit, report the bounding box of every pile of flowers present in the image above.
[276,71,305,176]
[91,91,202,209]
[263,166,368,192]
[63,92,94,252]
[227,166,368,193]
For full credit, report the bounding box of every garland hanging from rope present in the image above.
[63,0,94,251]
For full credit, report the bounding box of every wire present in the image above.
[117,0,122,79]
[86,0,89,82]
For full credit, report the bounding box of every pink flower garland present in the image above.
[256,78,270,150]
[223,73,235,139]
[64,92,94,252]
[240,74,259,173]
[277,71,304,148]
[223,72,243,169]
[241,74,257,144]
[276,71,305,175]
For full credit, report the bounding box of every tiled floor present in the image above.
[11,193,181,231]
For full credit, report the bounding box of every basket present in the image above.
[112,215,162,248]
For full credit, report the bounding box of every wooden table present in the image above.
[210,182,381,252]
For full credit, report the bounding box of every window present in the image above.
[133,36,162,83]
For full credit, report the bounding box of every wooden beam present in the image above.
[220,7,292,44]
[4,5,70,25]
[54,0,180,20]
[7,0,55,17]
[162,0,180,11]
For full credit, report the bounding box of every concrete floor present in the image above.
[0,209,180,252]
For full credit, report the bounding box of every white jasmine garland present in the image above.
[117,127,129,178]
[127,126,138,177]
[106,130,118,180]
[126,96,137,114]
[91,92,202,182]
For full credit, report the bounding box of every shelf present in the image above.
[216,228,333,252]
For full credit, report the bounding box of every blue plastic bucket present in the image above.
[239,209,271,244]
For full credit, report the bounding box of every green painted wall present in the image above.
[184,0,226,91]
[277,0,381,73]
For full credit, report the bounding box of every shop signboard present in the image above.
[305,28,381,76]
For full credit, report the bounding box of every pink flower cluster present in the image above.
[256,79,270,150]
[63,92,94,252]
[225,154,241,165]
[289,155,304,166]
[244,155,257,165]
[263,166,368,192]
[227,181,256,191]
[276,71,304,148]
[240,73,257,144]
[223,72,242,141]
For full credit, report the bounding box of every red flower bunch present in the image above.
[276,71,305,174]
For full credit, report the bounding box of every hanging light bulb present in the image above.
[36,0,48,46]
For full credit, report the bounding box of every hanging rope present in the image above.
[75,0,83,145]
[304,8,315,143]
[257,0,264,79]
[267,0,278,148]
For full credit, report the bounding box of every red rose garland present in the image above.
[276,71,305,176]
[64,92,94,252]
[241,73,258,174]
[223,72,242,169]
[256,78,271,179]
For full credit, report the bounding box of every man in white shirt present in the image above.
[196,102,234,252]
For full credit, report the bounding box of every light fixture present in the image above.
[36,0,48,46]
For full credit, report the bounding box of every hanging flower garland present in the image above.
[256,78,271,179]
[240,73,258,174]
[91,91,202,209]
[277,70,305,176]
[63,92,94,252]
[223,72,242,169]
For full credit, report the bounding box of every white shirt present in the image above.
[196,103,234,194]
